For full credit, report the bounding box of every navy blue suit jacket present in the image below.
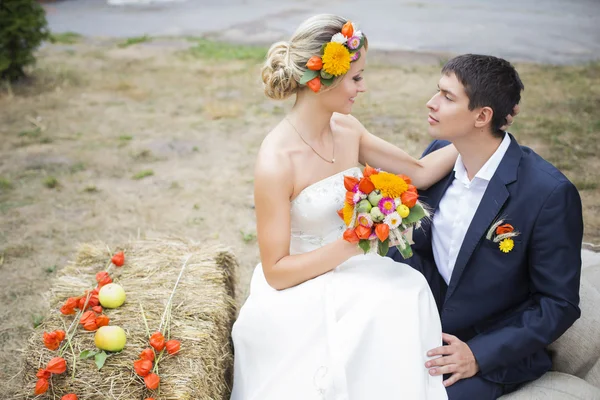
[389,135,583,385]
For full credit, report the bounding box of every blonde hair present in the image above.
[261,14,368,100]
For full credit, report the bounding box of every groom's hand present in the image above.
[425,333,479,387]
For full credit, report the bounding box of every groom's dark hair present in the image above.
[442,54,524,138]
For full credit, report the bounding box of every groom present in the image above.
[389,54,583,399]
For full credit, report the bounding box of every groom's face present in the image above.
[426,72,480,141]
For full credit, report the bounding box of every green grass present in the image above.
[186,38,267,61]
[50,32,82,45]
[32,314,44,328]
[0,177,12,191]
[119,134,133,142]
[44,176,59,189]
[132,170,154,180]
[18,128,41,138]
[240,229,257,243]
[118,35,151,48]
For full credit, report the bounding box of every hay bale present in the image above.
[18,238,238,399]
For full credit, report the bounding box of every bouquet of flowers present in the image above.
[339,165,429,259]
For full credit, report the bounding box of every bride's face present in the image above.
[318,48,367,114]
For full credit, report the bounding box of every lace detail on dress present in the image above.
[289,167,362,255]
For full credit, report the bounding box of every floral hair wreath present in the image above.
[300,21,365,93]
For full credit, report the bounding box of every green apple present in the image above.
[95,326,126,352]
[98,283,126,309]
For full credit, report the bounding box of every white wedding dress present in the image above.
[231,167,447,400]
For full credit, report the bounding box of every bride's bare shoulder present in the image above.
[255,125,294,185]
[331,113,366,138]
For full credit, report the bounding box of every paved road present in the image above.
[44,0,600,64]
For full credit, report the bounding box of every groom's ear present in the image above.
[474,106,493,128]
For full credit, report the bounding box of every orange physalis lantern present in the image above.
[306,77,322,93]
[165,340,181,355]
[343,228,360,244]
[43,331,62,351]
[401,191,418,208]
[36,368,51,380]
[363,164,378,178]
[60,297,79,315]
[149,332,165,352]
[46,357,67,374]
[134,359,153,377]
[341,21,354,38]
[496,224,514,235]
[344,176,359,191]
[144,373,160,390]
[61,394,78,400]
[306,56,323,71]
[95,315,110,327]
[355,225,372,240]
[80,311,96,325]
[111,251,125,267]
[375,224,390,242]
[34,378,49,395]
[398,174,412,185]
[140,348,155,361]
[358,177,375,194]
[95,271,112,287]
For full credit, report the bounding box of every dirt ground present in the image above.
[1,37,599,395]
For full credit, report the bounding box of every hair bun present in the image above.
[261,41,299,100]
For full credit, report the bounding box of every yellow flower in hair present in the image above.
[499,238,514,253]
[322,42,351,76]
[370,172,409,199]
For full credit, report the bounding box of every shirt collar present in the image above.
[453,133,511,184]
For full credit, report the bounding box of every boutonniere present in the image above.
[486,219,520,253]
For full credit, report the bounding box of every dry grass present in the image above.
[0,37,598,395]
[17,238,237,399]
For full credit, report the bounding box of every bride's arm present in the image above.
[334,114,457,190]
[254,155,361,291]
[360,130,457,190]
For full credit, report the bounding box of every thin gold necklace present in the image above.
[285,117,335,164]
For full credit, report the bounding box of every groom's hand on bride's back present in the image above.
[500,104,520,131]
[425,333,479,387]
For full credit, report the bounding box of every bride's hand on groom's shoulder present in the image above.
[500,104,520,131]
[424,333,479,387]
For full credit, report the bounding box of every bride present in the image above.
[231,14,457,400]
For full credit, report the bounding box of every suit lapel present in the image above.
[444,134,522,302]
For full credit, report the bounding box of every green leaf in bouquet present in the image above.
[358,239,371,254]
[403,203,426,225]
[377,238,390,257]
[79,349,98,359]
[397,242,414,259]
[95,351,108,370]
[300,69,319,85]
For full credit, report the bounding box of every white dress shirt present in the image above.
[432,134,511,285]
